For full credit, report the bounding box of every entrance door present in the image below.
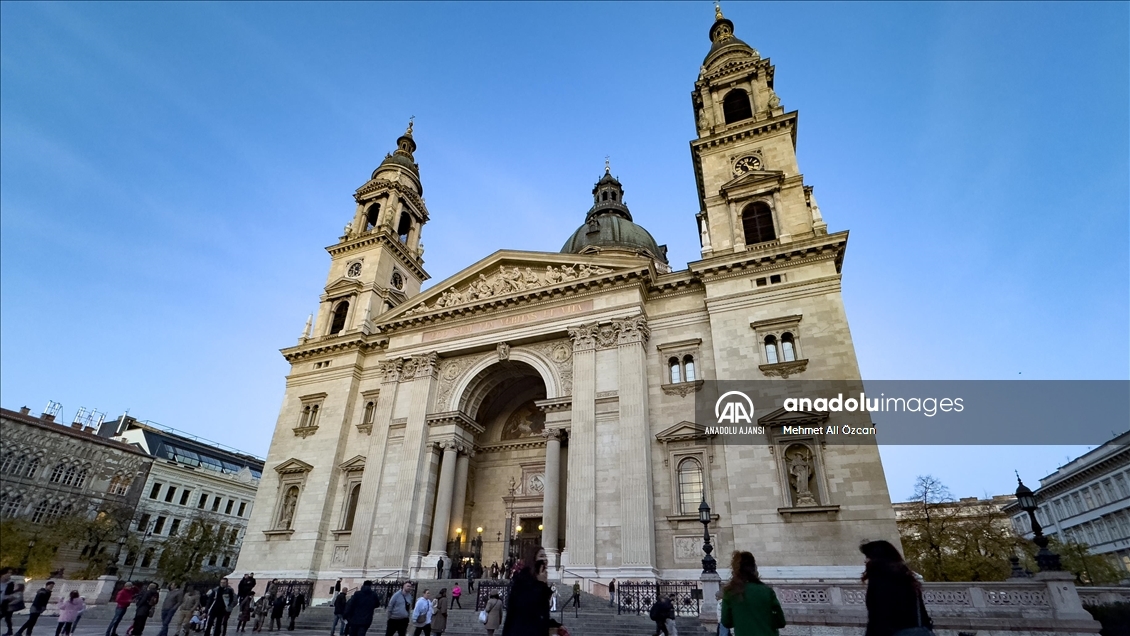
[508,516,543,562]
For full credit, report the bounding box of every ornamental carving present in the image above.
[353,178,426,214]
[568,317,649,352]
[758,359,808,379]
[413,352,439,379]
[435,354,488,411]
[379,360,404,383]
[404,264,613,316]
[528,340,573,395]
[293,426,319,439]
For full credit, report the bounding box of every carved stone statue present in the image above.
[700,218,712,250]
[279,486,299,529]
[344,224,354,239]
[785,445,818,507]
[497,342,511,361]
[507,476,518,496]
[768,89,781,111]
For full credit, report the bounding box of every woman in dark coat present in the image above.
[501,544,551,636]
[860,540,933,636]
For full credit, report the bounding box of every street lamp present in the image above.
[1015,474,1061,571]
[699,497,716,574]
[19,537,36,573]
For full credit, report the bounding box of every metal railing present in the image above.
[374,580,417,608]
[616,580,702,617]
[475,579,509,611]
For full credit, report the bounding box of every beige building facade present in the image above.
[236,10,899,592]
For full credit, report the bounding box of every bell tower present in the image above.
[307,122,432,340]
[691,5,827,258]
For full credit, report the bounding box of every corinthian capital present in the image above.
[568,322,600,352]
[614,315,650,346]
[413,352,440,379]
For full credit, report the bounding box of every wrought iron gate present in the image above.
[616,580,701,617]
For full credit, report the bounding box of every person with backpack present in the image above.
[648,596,673,636]
[720,551,786,636]
[15,581,54,636]
[384,582,413,636]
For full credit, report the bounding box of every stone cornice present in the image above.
[426,410,486,436]
[697,56,773,85]
[691,111,798,153]
[353,178,428,222]
[281,333,387,364]
[690,231,848,281]
[476,438,547,454]
[326,228,429,281]
[759,359,809,379]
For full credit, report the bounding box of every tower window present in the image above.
[602,192,608,201]
[723,89,753,124]
[329,301,349,335]
[741,202,776,245]
[397,212,412,243]
[764,335,779,365]
[611,192,617,201]
[365,203,380,231]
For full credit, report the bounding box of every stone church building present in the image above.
[236,9,899,590]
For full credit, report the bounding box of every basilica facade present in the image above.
[235,10,899,592]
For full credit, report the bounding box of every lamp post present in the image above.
[19,537,37,573]
[699,497,716,574]
[1015,475,1061,572]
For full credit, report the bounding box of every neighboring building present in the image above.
[894,494,1017,526]
[0,406,153,575]
[98,415,265,580]
[236,8,899,591]
[1005,431,1130,574]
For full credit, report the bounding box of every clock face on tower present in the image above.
[733,155,762,176]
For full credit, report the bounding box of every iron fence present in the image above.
[475,579,510,611]
[374,580,418,609]
[616,580,701,617]
[266,579,314,603]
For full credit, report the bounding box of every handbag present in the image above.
[892,592,933,636]
[478,610,487,624]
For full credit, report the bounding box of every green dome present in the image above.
[560,168,667,263]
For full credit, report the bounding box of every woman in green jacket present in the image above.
[720,551,786,636]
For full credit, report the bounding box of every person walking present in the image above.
[235,595,253,633]
[330,587,348,636]
[429,591,447,636]
[607,579,616,607]
[205,580,236,636]
[286,594,305,632]
[130,584,160,636]
[251,596,269,634]
[859,541,932,636]
[482,593,502,636]
[15,581,54,636]
[449,586,460,611]
[383,582,413,636]
[648,596,673,636]
[172,588,201,636]
[570,583,580,609]
[720,551,786,636]
[107,583,138,636]
[157,583,184,636]
[342,581,377,636]
[1,569,16,636]
[409,590,432,636]
[501,544,551,636]
[549,586,557,613]
[268,597,286,632]
[55,591,85,636]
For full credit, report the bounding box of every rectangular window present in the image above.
[1102,479,1117,502]
[755,277,767,287]
[1115,473,1129,498]
[180,490,191,506]
[225,500,234,515]
[769,274,782,284]
[149,483,162,500]
[208,555,218,566]
[198,493,208,509]
[164,487,177,503]
[154,516,166,534]
[230,528,239,544]
[211,496,221,512]
[222,556,231,567]
[169,519,181,536]
[1083,489,1095,509]
[137,513,151,532]
[1093,485,1107,506]
[237,502,247,517]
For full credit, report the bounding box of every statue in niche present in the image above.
[278,486,299,529]
[785,445,818,507]
[501,400,546,441]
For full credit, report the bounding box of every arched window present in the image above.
[668,357,682,384]
[25,457,40,479]
[74,469,89,489]
[723,89,753,124]
[299,405,312,428]
[0,452,15,474]
[741,202,776,245]
[397,212,412,243]
[50,463,67,483]
[343,483,361,531]
[31,500,50,524]
[365,203,381,231]
[683,355,696,382]
[63,465,78,486]
[2,494,23,518]
[363,401,375,425]
[677,458,705,515]
[781,333,797,362]
[764,335,779,365]
[329,301,349,335]
[611,192,617,201]
[141,548,155,568]
[602,192,608,201]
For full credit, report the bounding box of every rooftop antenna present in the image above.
[73,406,88,425]
[44,400,62,418]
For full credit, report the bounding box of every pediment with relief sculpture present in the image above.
[378,250,653,329]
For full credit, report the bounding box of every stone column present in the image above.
[542,428,563,562]
[346,360,403,571]
[428,443,459,557]
[449,450,471,545]
[564,324,598,574]
[617,315,657,575]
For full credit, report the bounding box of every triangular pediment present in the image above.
[656,420,711,443]
[324,276,364,297]
[338,455,366,472]
[719,170,785,195]
[379,250,653,325]
[757,407,830,427]
[274,458,314,474]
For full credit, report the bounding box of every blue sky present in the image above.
[2,2,1126,501]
